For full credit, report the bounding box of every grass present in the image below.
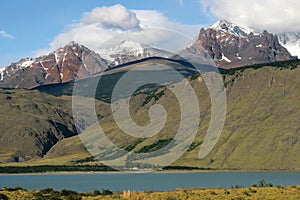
[0,89,76,163]
[1,185,300,199]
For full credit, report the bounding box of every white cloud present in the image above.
[98,28,194,53]
[0,30,15,39]
[81,4,140,30]
[36,4,201,56]
[134,10,200,37]
[200,0,300,33]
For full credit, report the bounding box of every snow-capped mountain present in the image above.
[209,20,257,38]
[0,40,174,89]
[97,40,173,67]
[1,21,297,88]
[278,32,300,58]
[183,20,292,68]
[0,58,35,81]
[0,42,108,88]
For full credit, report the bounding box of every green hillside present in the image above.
[1,59,300,170]
[0,89,75,163]
[0,89,111,164]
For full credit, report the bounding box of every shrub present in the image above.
[243,191,251,196]
[0,194,8,200]
[258,179,272,187]
[231,185,241,189]
[40,188,54,194]
[232,197,244,200]
[101,189,113,195]
[60,189,78,196]
[224,190,230,194]
[167,197,180,200]
[33,190,62,200]
[65,195,81,200]
[91,189,101,196]
[249,188,257,193]
[268,183,273,187]
[5,186,24,191]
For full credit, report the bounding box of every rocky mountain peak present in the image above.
[0,43,108,89]
[209,20,256,38]
[184,20,292,68]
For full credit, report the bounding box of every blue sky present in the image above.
[0,0,216,67]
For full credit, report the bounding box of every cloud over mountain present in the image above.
[36,4,200,56]
[200,0,300,33]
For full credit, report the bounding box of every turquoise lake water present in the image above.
[0,171,300,192]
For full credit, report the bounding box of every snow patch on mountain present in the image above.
[210,20,257,37]
[0,68,5,81]
[278,32,300,58]
[98,40,146,62]
[1,58,37,80]
[221,53,231,62]
[18,58,36,68]
[97,40,173,67]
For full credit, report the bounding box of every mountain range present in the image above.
[0,20,298,88]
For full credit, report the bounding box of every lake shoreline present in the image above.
[1,171,300,193]
[0,169,299,175]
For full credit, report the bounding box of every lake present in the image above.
[0,171,300,192]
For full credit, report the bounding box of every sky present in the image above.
[0,0,299,67]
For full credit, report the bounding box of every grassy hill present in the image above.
[1,59,300,170]
[0,89,111,164]
[0,89,76,163]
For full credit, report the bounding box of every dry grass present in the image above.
[1,185,300,200]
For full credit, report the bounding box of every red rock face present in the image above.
[184,27,292,69]
[0,42,108,89]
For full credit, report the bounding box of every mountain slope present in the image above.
[0,88,113,163]
[78,60,300,170]
[35,57,198,103]
[0,42,108,89]
[183,20,292,68]
[1,60,300,170]
[0,89,76,162]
